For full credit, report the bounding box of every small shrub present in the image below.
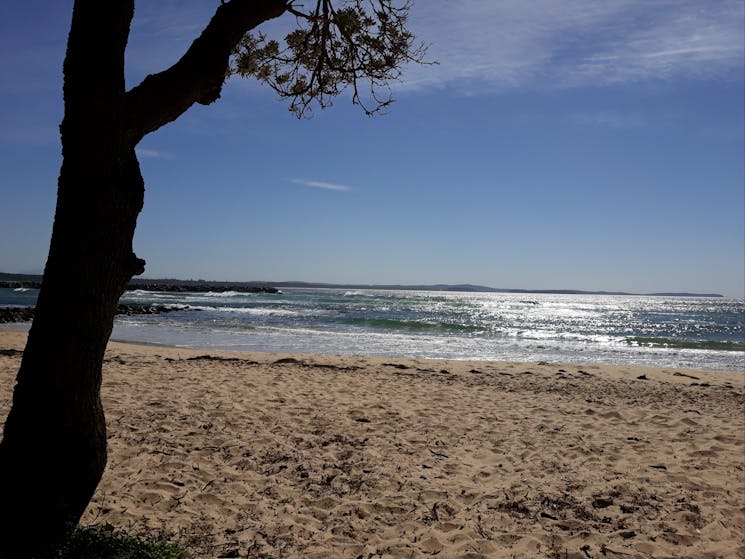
[55,524,191,559]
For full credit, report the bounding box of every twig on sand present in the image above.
[475,514,492,540]
[600,543,632,556]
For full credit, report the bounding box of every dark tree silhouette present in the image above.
[0,1,424,556]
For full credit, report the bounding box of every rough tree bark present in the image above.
[0,1,287,556]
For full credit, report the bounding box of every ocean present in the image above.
[1,287,743,371]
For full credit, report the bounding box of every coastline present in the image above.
[3,288,744,372]
[1,328,744,558]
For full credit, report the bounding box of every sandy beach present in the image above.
[1,328,743,558]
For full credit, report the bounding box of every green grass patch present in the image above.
[55,524,191,559]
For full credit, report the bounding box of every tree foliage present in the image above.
[233,0,427,116]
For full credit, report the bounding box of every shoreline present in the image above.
[1,329,744,558]
[4,323,743,374]
[90,336,745,377]
[3,288,744,372]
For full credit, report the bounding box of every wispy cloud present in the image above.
[136,148,172,159]
[126,2,218,87]
[291,178,353,192]
[570,111,644,129]
[404,0,745,92]
[120,1,743,96]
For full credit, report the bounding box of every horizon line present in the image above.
[0,273,731,298]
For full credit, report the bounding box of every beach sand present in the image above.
[1,328,743,558]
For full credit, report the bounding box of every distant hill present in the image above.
[0,273,41,288]
[647,292,726,298]
[264,281,724,297]
[0,273,724,298]
[0,272,43,284]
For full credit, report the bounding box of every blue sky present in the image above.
[0,1,743,297]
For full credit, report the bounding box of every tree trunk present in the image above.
[0,1,288,555]
[0,2,140,556]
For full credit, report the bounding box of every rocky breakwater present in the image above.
[116,304,193,316]
[1,280,280,294]
[0,307,35,323]
[125,282,280,294]
[0,281,42,289]
[1,304,191,324]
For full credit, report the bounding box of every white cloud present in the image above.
[126,2,219,88]
[570,111,644,129]
[291,178,353,192]
[403,0,745,92]
[135,148,171,159]
[121,1,744,96]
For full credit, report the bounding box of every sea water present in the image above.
[1,287,743,371]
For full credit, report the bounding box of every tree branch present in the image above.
[125,0,288,144]
[233,0,427,117]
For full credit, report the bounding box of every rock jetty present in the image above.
[0,281,41,289]
[125,283,279,294]
[2,279,279,294]
[0,307,35,323]
[0,304,190,324]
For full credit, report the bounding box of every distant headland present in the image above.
[0,273,724,298]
